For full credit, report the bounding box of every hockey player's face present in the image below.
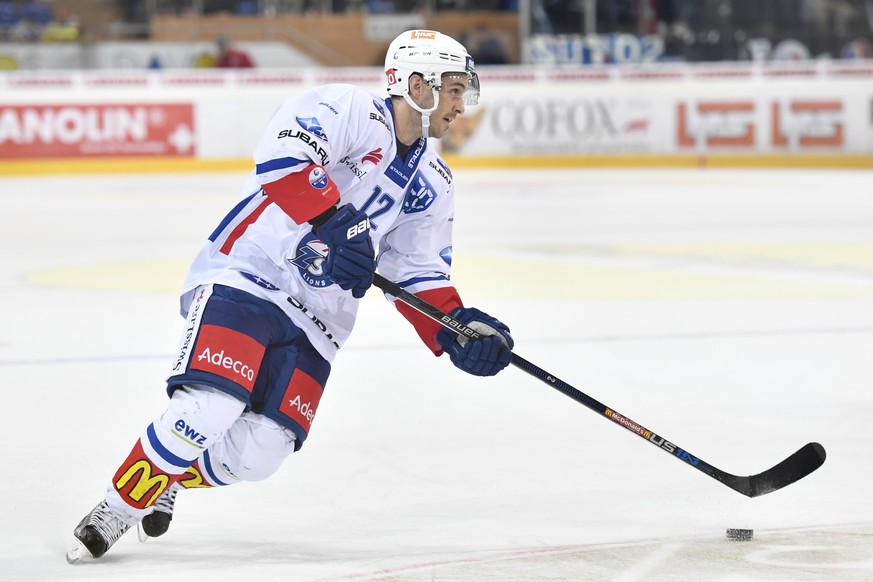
[429,74,467,138]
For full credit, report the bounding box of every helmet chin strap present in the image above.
[402,85,440,140]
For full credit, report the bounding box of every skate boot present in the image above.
[67,499,132,562]
[140,483,180,538]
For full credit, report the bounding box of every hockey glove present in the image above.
[436,307,514,377]
[313,204,376,298]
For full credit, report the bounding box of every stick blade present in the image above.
[742,442,826,498]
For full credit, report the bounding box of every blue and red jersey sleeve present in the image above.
[394,286,463,356]
[261,164,340,225]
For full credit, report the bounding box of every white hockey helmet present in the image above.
[385,29,480,108]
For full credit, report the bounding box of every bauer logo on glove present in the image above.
[436,306,514,377]
[346,217,371,240]
[313,204,377,299]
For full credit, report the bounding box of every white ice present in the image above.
[1,167,871,581]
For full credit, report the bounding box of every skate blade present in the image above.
[136,523,150,544]
[65,539,95,564]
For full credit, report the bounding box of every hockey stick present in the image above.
[374,274,826,498]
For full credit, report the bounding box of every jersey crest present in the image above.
[402,172,437,214]
[288,234,331,288]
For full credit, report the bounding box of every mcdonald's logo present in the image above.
[179,463,213,489]
[114,459,170,509]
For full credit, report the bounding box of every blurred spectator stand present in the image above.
[40,7,80,42]
[216,35,256,67]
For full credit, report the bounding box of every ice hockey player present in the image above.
[67,29,515,562]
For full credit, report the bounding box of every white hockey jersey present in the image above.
[180,84,457,361]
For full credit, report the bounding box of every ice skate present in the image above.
[139,483,180,540]
[66,499,132,563]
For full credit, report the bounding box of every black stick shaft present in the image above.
[373,274,825,498]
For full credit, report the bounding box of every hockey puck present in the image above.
[726,528,753,541]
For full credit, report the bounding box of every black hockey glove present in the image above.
[313,204,376,299]
[436,307,514,377]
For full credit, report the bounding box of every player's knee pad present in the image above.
[213,412,297,482]
[157,384,246,459]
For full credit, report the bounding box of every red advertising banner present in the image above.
[677,101,756,149]
[771,100,844,148]
[677,98,846,151]
[0,103,195,158]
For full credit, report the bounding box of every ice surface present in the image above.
[1,168,871,581]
